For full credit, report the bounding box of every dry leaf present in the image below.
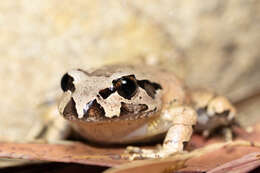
[0,142,127,167]
[208,152,260,173]
[0,124,260,170]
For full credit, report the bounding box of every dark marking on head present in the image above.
[99,87,116,99]
[61,73,75,92]
[97,75,162,101]
[83,99,105,119]
[98,75,138,100]
[137,80,162,98]
[113,75,138,100]
[63,98,78,119]
[120,102,148,116]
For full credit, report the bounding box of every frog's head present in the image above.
[58,67,163,122]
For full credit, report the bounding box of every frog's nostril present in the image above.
[61,73,75,92]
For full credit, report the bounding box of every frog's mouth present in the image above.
[62,98,157,122]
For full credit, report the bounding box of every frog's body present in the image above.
[58,65,236,159]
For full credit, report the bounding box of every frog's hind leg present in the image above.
[126,106,197,160]
[190,89,236,139]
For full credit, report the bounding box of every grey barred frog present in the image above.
[58,65,236,159]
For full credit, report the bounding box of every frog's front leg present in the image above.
[37,101,71,142]
[126,106,197,160]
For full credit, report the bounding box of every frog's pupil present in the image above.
[116,77,137,100]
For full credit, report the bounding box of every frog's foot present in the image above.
[207,96,236,121]
[125,146,161,160]
[222,127,233,141]
[125,106,197,160]
[191,89,236,138]
[125,146,182,160]
[191,89,236,121]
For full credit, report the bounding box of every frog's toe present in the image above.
[126,146,143,154]
[125,146,164,160]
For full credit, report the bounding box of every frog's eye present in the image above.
[113,75,138,100]
[61,73,75,92]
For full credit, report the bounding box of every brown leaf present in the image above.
[181,143,260,172]
[1,123,260,172]
[180,124,260,171]
[104,156,189,173]
[1,124,260,170]
[104,124,260,173]
[103,143,260,173]
[0,142,128,167]
[208,152,260,173]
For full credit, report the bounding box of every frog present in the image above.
[58,64,236,160]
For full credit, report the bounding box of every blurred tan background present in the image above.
[0,0,260,142]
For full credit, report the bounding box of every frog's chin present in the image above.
[67,111,163,145]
